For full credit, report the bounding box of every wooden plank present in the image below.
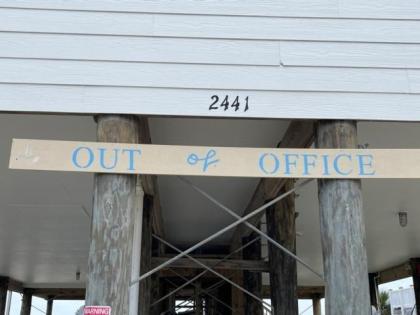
[0,58,413,94]
[31,288,85,300]
[12,138,420,178]
[1,8,420,43]
[281,42,420,69]
[316,120,370,314]
[46,299,53,315]
[85,115,140,315]
[410,258,420,315]
[3,84,420,121]
[152,257,269,272]
[0,33,280,66]
[266,180,298,315]
[262,285,324,299]
[3,0,420,19]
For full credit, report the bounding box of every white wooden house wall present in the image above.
[0,0,419,120]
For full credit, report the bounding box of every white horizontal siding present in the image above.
[280,42,420,69]
[0,33,280,66]
[2,8,420,43]
[2,0,420,19]
[1,84,420,121]
[0,59,414,93]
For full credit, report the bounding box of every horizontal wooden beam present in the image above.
[31,288,85,300]
[152,257,269,272]
[262,285,324,299]
[377,261,412,284]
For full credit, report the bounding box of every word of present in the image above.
[84,306,111,315]
[187,149,219,172]
[258,152,375,177]
[72,146,141,171]
[209,95,249,112]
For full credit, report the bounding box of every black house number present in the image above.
[209,95,249,112]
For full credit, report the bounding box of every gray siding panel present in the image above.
[0,33,281,66]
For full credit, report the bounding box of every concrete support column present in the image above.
[316,120,370,315]
[410,258,420,315]
[0,277,8,315]
[85,115,141,315]
[242,230,263,315]
[20,289,33,315]
[266,180,298,315]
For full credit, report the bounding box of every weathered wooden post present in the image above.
[46,297,53,315]
[0,277,8,315]
[368,273,379,310]
[20,289,33,315]
[312,295,322,315]
[85,115,141,315]
[139,195,153,315]
[316,120,370,315]
[410,258,420,315]
[266,180,298,315]
[194,282,203,315]
[242,230,263,315]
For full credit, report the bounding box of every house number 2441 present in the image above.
[209,95,249,112]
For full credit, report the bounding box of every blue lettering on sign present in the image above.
[333,154,353,175]
[259,153,280,174]
[72,146,94,169]
[284,153,299,175]
[187,149,219,172]
[99,148,119,170]
[302,154,318,175]
[122,149,142,171]
[357,154,376,176]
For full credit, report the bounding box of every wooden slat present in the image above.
[0,59,413,94]
[2,0,420,19]
[1,8,420,43]
[3,84,420,121]
[152,257,269,272]
[281,42,420,69]
[230,121,314,246]
[0,32,280,66]
[262,285,325,299]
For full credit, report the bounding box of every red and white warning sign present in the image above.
[83,306,111,315]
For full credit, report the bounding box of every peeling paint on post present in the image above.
[316,121,370,315]
[85,115,141,315]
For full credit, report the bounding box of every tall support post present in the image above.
[266,180,298,315]
[139,195,153,315]
[242,230,263,315]
[194,282,203,315]
[85,115,141,315]
[312,295,322,315]
[368,273,379,310]
[410,258,420,315]
[20,289,32,315]
[316,120,370,315]
[0,277,8,315]
[46,297,53,315]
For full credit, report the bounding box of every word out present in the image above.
[72,146,141,171]
[209,95,249,112]
[258,152,375,177]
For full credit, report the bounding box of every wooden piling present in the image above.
[242,230,263,315]
[312,296,321,315]
[410,258,420,315]
[368,273,379,309]
[139,195,153,315]
[85,115,141,315]
[0,277,8,315]
[20,289,33,315]
[46,297,53,315]
[266,180,298,315]
[316,120,370,315]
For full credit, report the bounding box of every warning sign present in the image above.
[83,306,111,315]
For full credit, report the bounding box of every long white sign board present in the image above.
[9,139,420,179]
